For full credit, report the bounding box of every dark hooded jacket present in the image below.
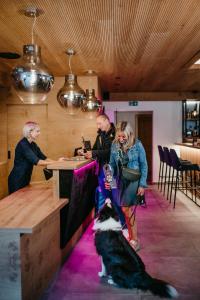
[92,123,115,167]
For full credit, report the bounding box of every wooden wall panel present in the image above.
[0,162,8,199]
[0,88,8,162]
[0,88,8,199]
[46,76,98,159]
[0,76,99,196]
[7,104,48,183]
[180,146,200,165]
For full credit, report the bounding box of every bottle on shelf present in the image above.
[183,100,200,142]
[186,126,193,137]
[191,104,198,118]
[187,110,191,119]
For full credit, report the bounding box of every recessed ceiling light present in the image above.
[194,59,200,64]
[84,70,97,75]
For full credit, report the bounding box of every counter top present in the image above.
[175,143,200,149]
[0,183,68,234]
[47,158,93,170]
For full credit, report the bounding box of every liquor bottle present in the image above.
[191,104,197,118]
[187,110,191,119]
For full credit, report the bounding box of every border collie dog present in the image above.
[93,199,178,299]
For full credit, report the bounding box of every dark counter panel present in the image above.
[60,162,98,248]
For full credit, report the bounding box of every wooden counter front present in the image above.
[175,143,200,165]
[176,143,200,206]
[0,184,68,300]
[47,159,97,248]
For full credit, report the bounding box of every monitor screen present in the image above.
[84,140,91,151]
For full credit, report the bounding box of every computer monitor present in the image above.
[83,140,91,151]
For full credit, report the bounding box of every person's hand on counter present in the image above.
[58,157,67,161]
[77,148,85,156]
[84,151,92,159]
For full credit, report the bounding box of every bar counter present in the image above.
[0,158,97,300]
[175,142,200,206]
[47,158,97,248]
[0,183,67,300]
[175,143,200,164]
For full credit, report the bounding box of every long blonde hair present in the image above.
[114,121,135,151]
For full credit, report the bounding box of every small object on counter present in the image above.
[63,156,87,161]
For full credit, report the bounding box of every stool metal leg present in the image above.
[170,168,175,203]
[173,170,179,208]
[160,162,165,192]
[167,166,172,200]
[163,164,168,196]
[158,161,162,190]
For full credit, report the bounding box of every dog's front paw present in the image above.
[107,276,115,285]
[98,271,107,277]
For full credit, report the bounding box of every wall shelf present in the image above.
[182,100,200,143]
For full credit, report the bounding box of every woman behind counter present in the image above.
[8,121,63,194]
[106,121,148,252]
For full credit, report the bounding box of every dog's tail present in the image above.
[148,277,178,298]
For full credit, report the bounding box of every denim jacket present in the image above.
[109,139,148,188]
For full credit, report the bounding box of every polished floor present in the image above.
[41,186,200,300]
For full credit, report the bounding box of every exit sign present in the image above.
[129,101,138,106]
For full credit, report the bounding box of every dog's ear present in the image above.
[105,198,112,208]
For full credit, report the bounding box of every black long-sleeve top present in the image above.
[8,137,47,194]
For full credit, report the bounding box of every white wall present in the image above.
[103,101,182,182]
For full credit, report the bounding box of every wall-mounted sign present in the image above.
[129,101,138,106]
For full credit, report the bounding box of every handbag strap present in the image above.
[118,148,129,167]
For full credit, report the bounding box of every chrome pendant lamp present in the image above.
[11,8,54,104]
[82,88,102,113]
[57,49,86,115]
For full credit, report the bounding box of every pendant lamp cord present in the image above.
[31,13,37,44]
[68,54,72,74]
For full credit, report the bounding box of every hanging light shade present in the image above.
[11,7,54,104]
[82,89,102,113]
[57,49,86,115]
[11,44,54,104]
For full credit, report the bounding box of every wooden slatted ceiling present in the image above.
[0,0,200,93]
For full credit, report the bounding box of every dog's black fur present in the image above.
[94,201,178,298]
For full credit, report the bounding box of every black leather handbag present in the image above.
[122,167,141,182]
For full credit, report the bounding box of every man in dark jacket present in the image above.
[84,114,115,212]
[85,114,125,225]
[84,113,115,166]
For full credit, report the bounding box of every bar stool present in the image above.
[169,149,199,208]
[157,145,165,192]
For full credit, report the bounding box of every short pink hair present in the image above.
[23,121,40,138]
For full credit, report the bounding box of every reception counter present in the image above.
[47,158,97,248]
[0,159,97,300]
[0,183,67,300]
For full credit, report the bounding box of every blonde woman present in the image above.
[105,121,148,251]
[8,121,64,194]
